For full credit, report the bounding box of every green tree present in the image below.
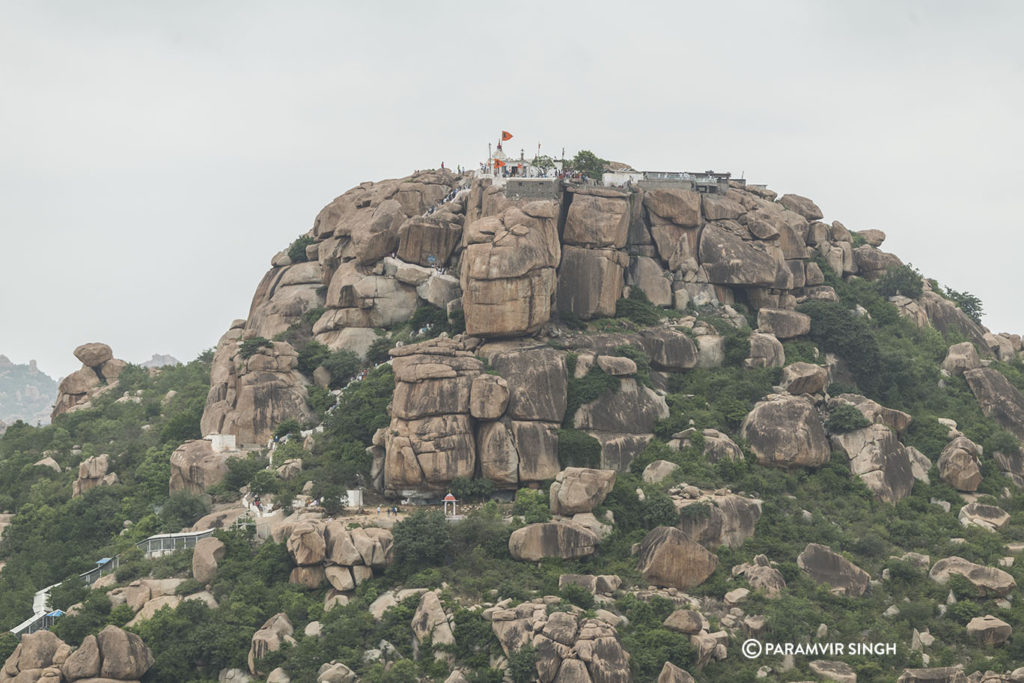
[877,264,924,298]
[568,150,606,180]
[391,509,452,573]
[945,287,984,324]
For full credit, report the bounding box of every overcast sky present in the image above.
[2,1,1022,380]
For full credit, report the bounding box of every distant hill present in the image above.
[140,353,180,368]
[0,355,56,426]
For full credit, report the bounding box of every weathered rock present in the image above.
[73,453,118,497]
[644,188,702,229]
[778,194,823,221]
[809,660,857,683]
[757,309,810,340]
[741,395,829,468]
[96,624,155,679]
[663,610,704,635]
[798,543,870,596]
[396,215,462,268]
[675,491,762,549]
[642,460,679,484]
[640,329,699,371]
[637,526,719,589]
[907,446,931,484]
[745,332,785,369]
[411,591,455,662]
[469,374,510,420]
[190,536,226,585]
[831,394,913,434]
[74,342,114,368]
[557,246,627,320]
[248,613,294,675]
[317,661,357,683]
[657,661,695,683]
[941,342,981,376]
[564,193,630,248]
[964,367,1024,441]
[929,557,1016,596]
[3,631,72,681]
[126,595,182,627]
[461,202,559,336]
[632,256,673,307]
[61,633,101,680]
[781,362,828,395]
[966,615,1012,646]
[549,468,616,515]
[734,555,787,595]
[201,334,314,447]
[938,437,983,492]
[289,565,325,589]
[699,223,786,287]
[490,347,567,422]
[959,503,1010,532]
[896,667,967,682]
[573,378,669,436]
[508,522,600,561]
[831,424,915,503]
[596,355,637,377]
[852,245,902,277]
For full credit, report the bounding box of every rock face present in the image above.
[281,520,393,590]
[549,468,616,516]
[411,590,455,663]
[781,362,828,395]
[95,624,156,679]
[487,598,630,683]
[53,343,130,419]
[192,536,226,584]
[201,330,314,447]
[169,439,244,495]
[733,555,787,595]
[797,543,870,596]
[757,308,810,339]
[929,557,1016,596]
[384,337,482,491]
[964,367,1024,441]
[966,615,1012,645]
[637,526,719,589]
[2,631,72,682]
[831,424,914,503]
[941,342,981,376]
[671,489,762,549]
[463,200,560,334]
[831,393,912,434]
[741,395,829,468]
[958,503,1010,532]
[937,437,983,492]
[72,453,119,497]
[248,613,296,675]
[508,522,600,561]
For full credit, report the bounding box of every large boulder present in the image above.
[632,256,673,307]
[411,590,455,663]
[549,467,616,516]
[658,662,696,683]
[469,374,510,420]
[192,536,226,584]
[757,309,810,340]
[964,367,1024,441]
[937,437,983,492]
[941,342,981,376]
[781,362,828,395]
[674,491,762,549]
[637,526,718,589]
[778,194,823,221]
[74,342,114,367]
[929,557,1016,596]
[557,245,628,320]
[248,613,295,675]
[831,394,912,434]
[740,395,830,468]
[797,543,870,596]
[169,439,242,496]
[640,329,699,372]
[60,634,100,680]
[490,347,567,422]
[958,503,1010,532]
[966,615,1012,646]
[573,378,669,435]
[508,522,600,561]
[563,192,630,248]
[2,631,72,682]
[461,201,560,336]
[72,453,119,498]
[699,223,786,287]
[95,624,155,679]
[831,424,914,503]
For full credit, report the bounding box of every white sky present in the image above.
[1,1,1022,379]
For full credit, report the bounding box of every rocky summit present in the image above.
[5,159,1024,682]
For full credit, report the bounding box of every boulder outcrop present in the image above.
[637,526,718,589]
[797,543,870,596]
[928,557,1016,596]
[53,343,130,419]
[508,522,600,561]
[549,468,616,516]
[72,453,119,497]
[740,394,829,468]
[831,424,915,503]
[192,536,226,584]
[2,631,72,683]
[248,613,295,675]
[169,439,244,495]
[964,367,1024,441]
[937,436,983,492]
[671,488,762,549]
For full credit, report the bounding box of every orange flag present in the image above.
[494,159,506,168]
[501,131,513,141]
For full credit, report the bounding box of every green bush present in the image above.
[877,264,924,299]
[287,234,315,263]
[274,419,302,439]
[944,287,984,324]
[507,644,538,683]
[557,429,602,468]
[297,340,330,375]
[559,582,595,610]
[615,288,661,326]
[450,476,496,502]
[564,368,619,426]
[391,509,452,574]
[512,488,551,524]
[322,350,361,389]
[239,337,272,359]
[825,404,871,433]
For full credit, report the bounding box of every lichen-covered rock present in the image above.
[699,223,787,287]
[508,522,600,561]
[637,526,718,589]
[490,346,567,423]
[169,439,243,495]
[248,613,295,675]
[757,308,810,340]
[781,362,828,395]
[745,332,785,369]
[831,424,914,503]
[929,557,1016,596]
[740,395,829,468]
[964,367,1024,441]
[573,378,669,435]
[958,503,1010,532]
[549,467,616,516]
[798,543,870,596]
[674,491,762,549]
[938,436,983,492]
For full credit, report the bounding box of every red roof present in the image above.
[443,493,456,501]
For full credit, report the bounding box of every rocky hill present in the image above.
[0,355,56,427]
[4,164,1024,682]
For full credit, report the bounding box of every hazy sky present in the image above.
[2,1,1022,379]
